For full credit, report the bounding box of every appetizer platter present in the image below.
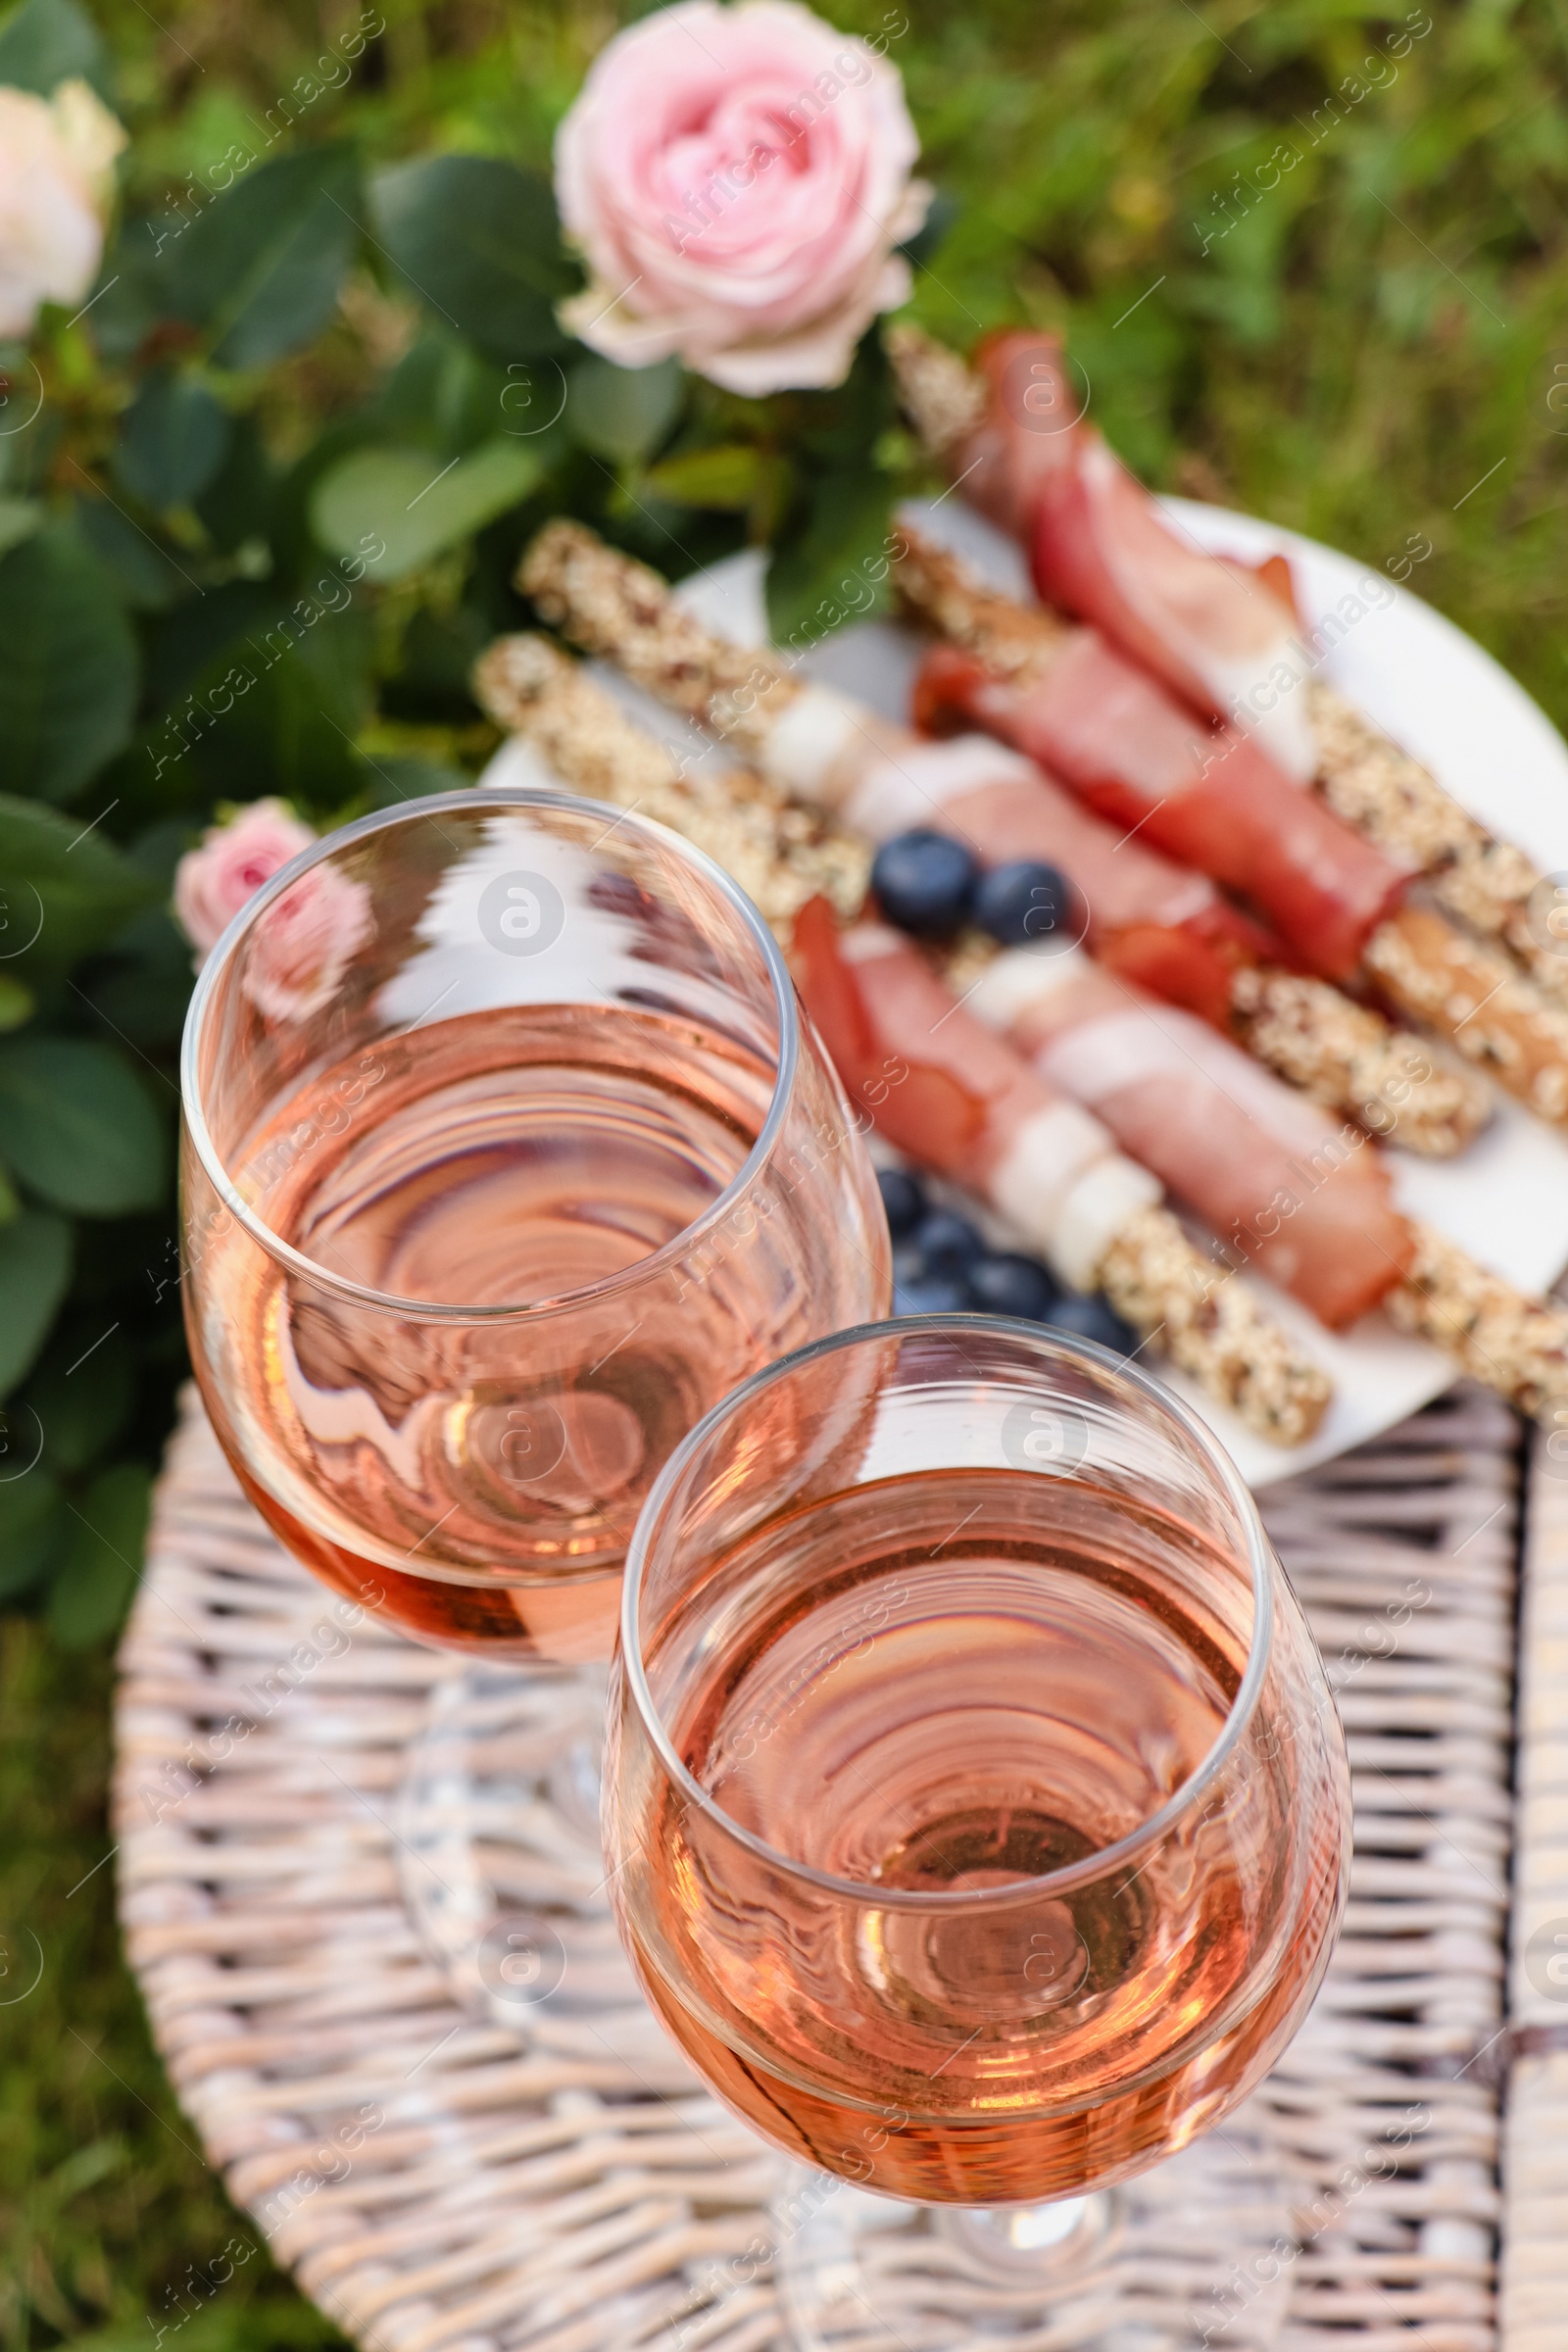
[477,331,1568,1486]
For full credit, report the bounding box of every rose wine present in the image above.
[187,1003,855,1660]
[615,1466,1344,2201]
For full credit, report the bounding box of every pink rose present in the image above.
[554,0,929,397]
[0,78,125,340]
[174,799,373,1025]
[174,799,317,956]
[243,862,374,1027]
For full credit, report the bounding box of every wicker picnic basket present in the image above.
[112,1381,1567,2350]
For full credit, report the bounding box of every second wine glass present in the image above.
[605,1316,1351,2347]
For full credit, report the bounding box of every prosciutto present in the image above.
[955,330,1320,781]
[789,898,1158,1291]
[963,941,1412,1327]
[911,640,1414,985]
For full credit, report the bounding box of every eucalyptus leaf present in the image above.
[47,1462,150,1646]
[0,527,138,804]
[644,443,762,510]
[0,1038,167,1215]
[566,356,684,465]
[0,1205,71,1394]
[0,792,154,970]
[311,437,545,581]
[370,156,575,362]
[170,145,362,370]
[0,0,108,97]
[114,372,231,510]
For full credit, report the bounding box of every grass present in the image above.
[7,0,1568,2341]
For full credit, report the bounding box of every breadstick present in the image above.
[475,633,1333,1446]
[522,518,1491,1157]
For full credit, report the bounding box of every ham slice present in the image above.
[953,330,1322,782]
[960,941,1413,1328]
[913,640,1414,985]
[794,900,1409,1329]
[790,899,1158,1290]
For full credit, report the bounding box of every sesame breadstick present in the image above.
[1388,1222,1568,1417]
[481,632,1568,1436]
[521,518,1490,1157]
[889,321,1568,1019]
[474,632,1333,1447]
[1305,680,1568,1000]
[891,522,1568,1135]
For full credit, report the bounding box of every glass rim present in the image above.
[179,786,803,1322]
[619,1312,1277,1913]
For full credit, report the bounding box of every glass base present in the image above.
[776,2126,1294,2351]
[393,1661,690,2088]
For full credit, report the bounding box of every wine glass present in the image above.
[179,789,890,2011]
[604,1315,1351,2349]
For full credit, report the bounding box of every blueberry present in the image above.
[871,829,980,938]
[974,859,1075,947]
[1047,1291,1138,1355]
[877,1165,927,1241]
[967,1250,1060,1322]
[914,1209,985,1278]
[895,1275,970,1316]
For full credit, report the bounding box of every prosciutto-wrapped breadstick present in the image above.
[518,517,1489,1154]
[890,321,1568,1011]
[893,523,1568,1125]
[474,631,1333,1445]
[475,632,1568,1427]
[886,320,1319,778]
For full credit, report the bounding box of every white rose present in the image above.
[0,77,126,340]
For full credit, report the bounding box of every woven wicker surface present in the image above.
[114,1385,1524,2352]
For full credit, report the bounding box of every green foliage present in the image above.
[311,436,547,578]
[370,154,577,359]
[46,1462,149,1644]
[113,374,231,511]
[0,533,137,805]
[0,1040,166,1216]
[0,0,107,98]
[0,1206,71,1394]
[168,145,364,368]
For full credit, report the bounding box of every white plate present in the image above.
[484,499,1568,1486]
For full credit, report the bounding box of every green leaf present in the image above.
[0,527,138,803]
[0,0,108,98]
[0,1467,65,1600]
[113,372,231,510]
[0,1205,71,1394]
[311,437,546,582]
[0,1039,166,1215]
[370,155,575,362]
[0,792,155,969]
[566,356,684,465]
[0,975,31,1031]
[0,496,41,557]
[47,1462,149,1646]
[74,496,188,611]
[765,466,898,649]
[644,443,763,510]
[169,145,362,370]
[27,1335,132,1472]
